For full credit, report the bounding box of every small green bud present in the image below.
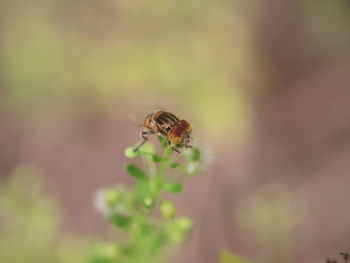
[143,197,154,209]
[176,216,193,231]
[93,242,121,260]
[105,188,121,206]
[160,200,176,219]
[102,243,120,259]
[124,147,139,158]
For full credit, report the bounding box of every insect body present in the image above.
[133,110,193,153]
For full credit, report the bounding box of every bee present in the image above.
[133,110,193,153]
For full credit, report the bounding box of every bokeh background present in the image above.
[1,0,350,262]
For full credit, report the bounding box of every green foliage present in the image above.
[221,250,252,263]
[90,138,202,263]
[163,182,183,193]
[125,164,149,182]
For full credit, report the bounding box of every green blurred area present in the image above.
[0,164,90,263]
[235,184,303,263]
[221,250,252,263]
[0,0,257,260]
[2,0,349,139]
[1,0,256,142]
[1,0,350,262]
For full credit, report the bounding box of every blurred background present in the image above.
[1,0,350,262]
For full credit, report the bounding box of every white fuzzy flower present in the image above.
[93,188,109,215]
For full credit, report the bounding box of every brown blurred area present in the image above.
[1,0,350,262]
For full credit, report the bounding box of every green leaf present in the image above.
[191,147,201,161]
[170,162,180,169]
[152,154,162,163]
[163,182,184,193]
[125,164,148,181]
[109,213,132,228]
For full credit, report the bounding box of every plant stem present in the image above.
[155,148,172,193]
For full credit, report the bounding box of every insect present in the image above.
[133,110,193,153]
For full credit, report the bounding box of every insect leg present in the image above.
[167,140,180,153]
[133,130,154,152]
[171,146,181,153]
[184,145,193,148]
